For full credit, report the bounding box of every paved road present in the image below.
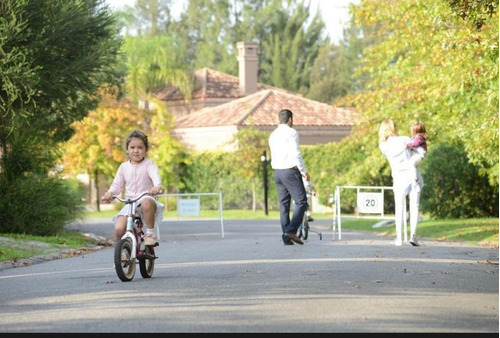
[0,218,498,333]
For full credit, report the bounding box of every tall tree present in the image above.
[61,93,147,210]
[231,124,269,211]
[122,34,192,108]
[346,0,498,186]
[117,0,174,36]
[312,0,499,215]
[307,39,351,104]
[0,0,121,234]
[170,0,236,74]
[0,0,121,157]
[259,0,325,94]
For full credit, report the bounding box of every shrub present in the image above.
[0,175,86,236]
[420,142,499,218]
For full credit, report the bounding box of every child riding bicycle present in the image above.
[101,130,164,246]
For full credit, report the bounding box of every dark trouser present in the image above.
[274,168,308,240]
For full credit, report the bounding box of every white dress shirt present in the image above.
[268,124,307,175]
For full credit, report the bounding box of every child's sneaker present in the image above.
[144,233,157,246]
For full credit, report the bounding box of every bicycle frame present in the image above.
[112,192,156,282]
[123,208,139,260]
[113,192,150,260]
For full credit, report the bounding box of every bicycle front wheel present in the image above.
[114,238,136,282]
[139,246,155,278]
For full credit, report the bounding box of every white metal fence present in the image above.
[332,186,405,241]
[157,192,225,238]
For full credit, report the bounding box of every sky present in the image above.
[106,0,360,43]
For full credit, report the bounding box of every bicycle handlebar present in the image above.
[112,192,151,204]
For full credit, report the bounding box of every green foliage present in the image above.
[0,176,86,236]
[420,142,498,218]
[346,0,498,188]
[131,0,173,36]
[0,0,122,146]
[116,0,332,96]
[232,125,269,181]
[259,0,324,94]
[301,129,498,218]
[122,34,191,103]
[167,0,236,74]
[0,126,60,181]
[147,97,188,191]
[179,150,278,211]
[0,0,121,234]
[307,41,352,104]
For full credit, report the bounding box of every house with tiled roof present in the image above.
[157,42,353,151]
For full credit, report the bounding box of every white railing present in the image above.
[332,186,406,241]
[157,192,224,238]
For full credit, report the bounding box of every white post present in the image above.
[219,192,224,238]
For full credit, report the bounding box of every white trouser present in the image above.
[409,170,424,237]
[394,171,424,242]
[393,184,410,244]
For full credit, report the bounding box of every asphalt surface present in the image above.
[0,218,498,333]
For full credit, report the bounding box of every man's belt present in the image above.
[276,166,298,170]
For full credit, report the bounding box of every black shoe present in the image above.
[285,233,304,245]
[283,240,294,246]
[307,216,314,222]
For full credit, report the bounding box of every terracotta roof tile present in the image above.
[156,67,281,101]
[174,89,352,129]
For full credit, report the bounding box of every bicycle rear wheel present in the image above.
[139,246,155,278]
[301,213,309,240]
[114,238,136,282]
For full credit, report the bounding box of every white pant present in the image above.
[393,171,423,242]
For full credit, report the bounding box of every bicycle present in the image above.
[112,192,158,282]
[297,189,322,241]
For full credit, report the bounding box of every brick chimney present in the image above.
[237,41,259,96]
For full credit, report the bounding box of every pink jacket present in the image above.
[107,158,162,199]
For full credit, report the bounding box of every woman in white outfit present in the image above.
[378,119,424,246]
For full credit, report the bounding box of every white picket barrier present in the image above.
[332,186,406,241]
[157,192,225,238]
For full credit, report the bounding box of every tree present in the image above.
[0,0,121,168]
[146,97,189,193]
[345,0,498,186]
[169,0,236,74]
[133,0,173,36]
[307,39,352,104]
[307,0,499,217]
[122,34,192,109]
[61,92,147,211]
[230,124,270,211]
[259,0,325,94]
[0,0,121,234]
[0,0,121,150]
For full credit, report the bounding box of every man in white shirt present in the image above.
[268,109,310,245]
